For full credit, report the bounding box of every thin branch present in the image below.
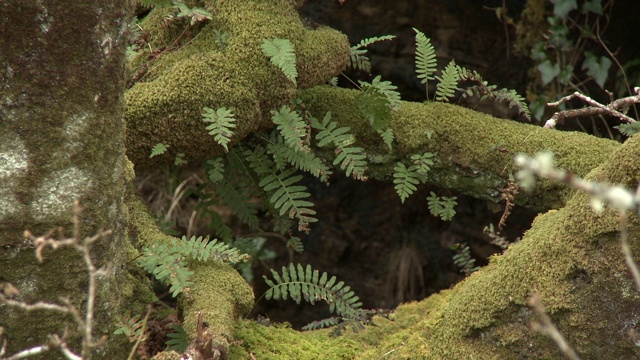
[528,293,581,360]
[619,212,640,292]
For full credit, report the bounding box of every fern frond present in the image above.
[165,324,189,353]
[206,158,225,183]
[348,35,396,73]
[495,89,531,120]
[286,236,304,253]
[301,317,342,331]
[414,28,437,87]
[216,177,260,230]
[310,112,367,180]
[435,60,460,102]
[150,143,169,158]
[271,106,309,153]
[203,107,236,152]
[393,162,420,204]
[410,152,435,182]
[357,89,392,131]
[245,146,317,231]
[369,75,401,109]
[261,38,297,86]
[615,122,640,136]
[378,128,394,150]
[267,139,332,183]
[263,264,362,316]
[427,192,457,221]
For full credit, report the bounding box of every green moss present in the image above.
[125,0,349,169]
[300,86,619,210]
[231,320,361,359]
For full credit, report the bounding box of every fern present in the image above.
[348,35,395,73]
[286,236,304,253]
[378,128,394,150]
[435,60,460,102]
[301,317,341,331]
[206,158,225,183]
[357,76,400,131]
[165,324,189,353]
[216,177,260,230]
[427,192,457,221]
[114,314,146,343]
[615,122,640,136]
[266,137,332,183]
[494,88,531,120]
[310,112,367,180]
[411,152,435,181]
[139,236,250,297]
[452,243,480,275]
[245,146,317,231]
[414,28,437,90]
[150,143,168,158]
[263,264,363,317]
[203,107,236,152]
[261,38,297,86]
[271,106,308,152]
[393,163,420,204]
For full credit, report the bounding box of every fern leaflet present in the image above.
[357,88,392,131]
[245,146,317,231]
[615,122,640,136]
[267,138,332,183]
[203,107,236,152]
[427,192,457,221]
[310,112,367,180]
[206,158,225,183]
[414,28,437,89]
[216,177,260,230]
[165,324,189,353]
[286,236,304,253]
[378,128,394,150]
[263,264,363,317]
[393,162,420,204]
[261,38,297,86]
[435,60,460,102]
[150,143,169,158]
[411,152,435,181]
[348,35,395,73]
[271,106,309,152]
[301,317,341,331]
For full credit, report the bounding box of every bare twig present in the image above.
[619,212,640,292]
[528,293,581,360]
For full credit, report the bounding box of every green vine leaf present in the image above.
[261,38,298,86]
[203,107,236,152]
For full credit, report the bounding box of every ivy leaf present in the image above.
[581,0,603,15]
[582,52,611,89]
[537,60,560,86]
[552,0,578,19]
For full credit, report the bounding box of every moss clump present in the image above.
[125,0,349,169]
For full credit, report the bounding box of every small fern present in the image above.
[206,158,225,183]
[357,75,400,132]
[271,106,309,152]
[378,128,394,150]
[165,324,189,353]
[301,317,341,331]
[263,264,363,317]
[452,243,480,275]
[310,112,367,180]
[410,152,435,181]
[216,177,260,230]
[427,192,457,221]
[414,28,437,91]
[615,122,640,136]
[114,314,146,343]
[245,146,317,231]
[150,143,169,158]
[139,236,250,297]
[286,236,304,253]
[266,136,332,183]
[203,107,236,152]
[261,38,297,86]
[348,35,395,73]
[435,60,460,102]
[393,163,420,204]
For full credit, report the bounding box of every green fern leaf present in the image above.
[271,106,308,152]
[286,236,304,253]
[206,158,225,183]
[245,146,317,231]
[615,122,640,137]
[393,163,420,203]
[435,60,460,102]
[411,152,435,182]
[302,317,342,331]
[150,143,168,158]
[216,177,260,230]
[357,89,391,131]
[378,128,394,150]
[310,112,367,180]
[427,192,457,221]
[267,138,332,183]
[203,107,236,152]
[495,89,531,120]
[261,38,297,86]
[348,35,396,73]
[263,264,363,316]
[165,324,189,353]
[414,28,437,87]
